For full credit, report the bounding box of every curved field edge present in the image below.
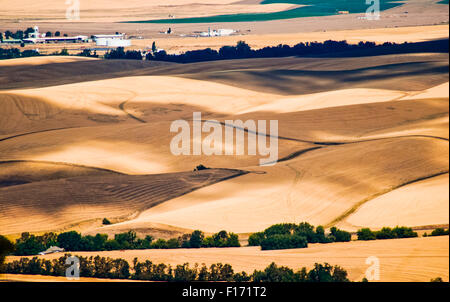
[326,171,450,228]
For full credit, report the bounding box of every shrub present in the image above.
[57,231,83,251]
[357,228,376,241]
[102,218,111,225]
[252,262,297,282]
[248,232,265,246]
[307,263,350,282]
[392,226,417,239]
[104,47,142,60]
[194,164,209,171]
[330,227,351,242]
[251,223,349,249]
[151,239,168,249]
[357,227,417,241]
[430,228,449,237]
[166,238,180,249]
[15,233,46,256]
[189,230,204,248]
[314,226,332,243]
[375,227,396,240]
[202,231,240,248]
[264,223,298,237]
[260,234,308,251]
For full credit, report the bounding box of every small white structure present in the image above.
[200,28,236,37]
[95,38,131,47]
[93,33,131,47]
[39,246,65,255]
[92,33,125,41]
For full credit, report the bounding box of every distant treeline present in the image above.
[356,226,418,241]
[0,47,98,60]
[104,47,142,60]
[249,223,351,250]
[143,39,449,64]
[3,225,447,257]
[424,228,450,237]
[0,48,40,59]
[356,226,449,240]
[0,253,350,282]
[1,28,65,41]
[11,230,240,256]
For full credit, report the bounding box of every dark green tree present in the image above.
[0,235,14,266]
[189,230,204,248]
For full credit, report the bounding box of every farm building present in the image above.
[38,246,65,255]
[93,33,132,47]
[23,26,88,44]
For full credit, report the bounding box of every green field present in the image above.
[131,0,404,24]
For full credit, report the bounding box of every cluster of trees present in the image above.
[144,39,448,64]
[1,28,33,41]
[357,226,418,241]
[1,47,98,60]
[424,228,449,237]
[12,230,239,256]
[104,47,142,60]
[77,49,99,58]
[0,48,40,60]
[1,28,65,41]
[249,223,351,250]
[159,230,240,249]
[0,253,349,282]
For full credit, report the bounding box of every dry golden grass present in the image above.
[0,160,121,188]
[0,49,448,266]
[121,137,448,233]
[0,168,246,235]
[6,236,448,282]
[338,173,449,231]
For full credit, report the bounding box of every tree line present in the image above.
[248,223,352,251]
[0,48,40,59]
[0,47,101,60]
[356,226,418,241]
[424,228,449,237]
[0,253,350,282]
[144,39,449,63]
[11,229,240,256]
[1,28,65,41]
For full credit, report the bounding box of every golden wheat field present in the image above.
[1,0,449,284]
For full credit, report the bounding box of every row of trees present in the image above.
[249,223,351,250]
[1,28,64,41]
[356,226,418,241]
[0,48,40,59]
[0,253,349,282]
[104,47,142,60]
[144,39,449,64]
[424,228,449,237]
[12,230,240,256]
